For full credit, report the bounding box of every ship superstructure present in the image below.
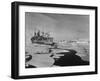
[31,29,54,45]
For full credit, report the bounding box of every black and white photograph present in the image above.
[11,1,97,79]
[25,12,90,68]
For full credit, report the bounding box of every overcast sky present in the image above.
[25,12,89,45]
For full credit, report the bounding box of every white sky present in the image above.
[25,12,89,45]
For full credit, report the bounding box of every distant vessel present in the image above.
[31,29,54,45]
